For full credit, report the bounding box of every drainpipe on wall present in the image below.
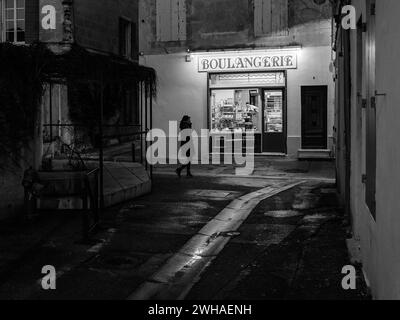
[61,0,74,51]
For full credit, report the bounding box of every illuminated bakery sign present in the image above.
[198,51,297,73]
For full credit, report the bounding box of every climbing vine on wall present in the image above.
[67,80,130,146]
[0,43,51,168]
[0,42,157,168]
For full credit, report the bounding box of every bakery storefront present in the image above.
[143,46,334,158]
[199,50,297,154]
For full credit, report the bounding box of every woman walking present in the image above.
[176,115,193,178]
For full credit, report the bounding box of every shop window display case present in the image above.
[210,89,261,133]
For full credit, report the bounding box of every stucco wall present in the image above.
[140,0,334,156]
[286,45,335,154]
[140,0,332,54]
[74,0,138,55]
[140,53,208,134]
[374,0,400,299]
[342,0,400,299]
[140,44,334,156]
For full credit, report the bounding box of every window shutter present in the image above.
[131,22,137,60]
[254,0,272,36]
[271,0,288,35]
[156,0,186,42]
[156,0,171,41]
[173,0,186,41]
[119,18,125,56]
[254,0,288,36]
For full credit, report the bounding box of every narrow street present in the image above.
[2,0,400,305]
[0,158,369,300]
[187,180,366,300]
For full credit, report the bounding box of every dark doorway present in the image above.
[301,86,328,149]
[262,89,286,153]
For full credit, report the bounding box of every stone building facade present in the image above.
[139,0,335,158]
[335,0,400,299]
[0,0,141,219]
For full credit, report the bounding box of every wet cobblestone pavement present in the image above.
[187,182,370,300]
[0,175,276,299]
[0,160,370,300]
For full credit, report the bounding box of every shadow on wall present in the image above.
[288,0,333,28]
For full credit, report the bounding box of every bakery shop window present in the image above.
[210,89,261,133]
[209,72,285,133]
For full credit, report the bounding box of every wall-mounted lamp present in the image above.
[185,54,192,62]
[139,52,145,57]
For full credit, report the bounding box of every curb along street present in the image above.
[128,181,304,300]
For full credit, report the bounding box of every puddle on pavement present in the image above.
[218,231,241,238]
[283,169,309,174]
[120,204,147,213]
[215,177,272,188]
[232,224,296,246]
[186,189,241,200]
[292,186,319,210]
[303,214,332,222]
[169,202,214,214]
[264,210,303,218]
[122,202,214,216]
[320,188,337,194]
